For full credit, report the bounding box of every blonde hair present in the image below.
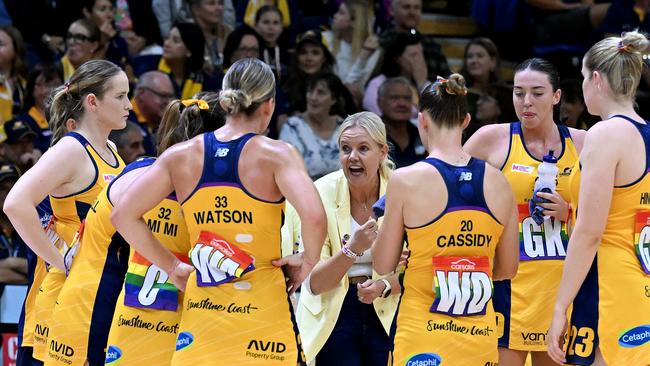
[219,58,275,116]
[337,111,395,179]
[584,30,649,100]
[48,60,123,146]
[333,0,372,58]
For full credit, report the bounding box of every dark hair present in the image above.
[23,63,63,112]
[255,5,283,24]
[560,79,583,105]
[48,60,123,146]
[306,72,347,116]
[82,0,116,12]
[514,58,561,119]
[222,25,264,68]
[419,73,468,128]
[157,92,225,153]
[514,58,560,92]
[70,18,101,43]
[460,37,500,85]
[375,30,422,78]
[172,22,206,74]
[0,26,27,80]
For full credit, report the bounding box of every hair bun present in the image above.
[218,89,253,115]
[447,73,468,96]
[620,31,650,54]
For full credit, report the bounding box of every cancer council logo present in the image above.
[176,332,195,351]
[105,345,122,364]
[406,353,442,366]
[618,325,650,348]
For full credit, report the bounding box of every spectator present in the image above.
[280,72,347,180]
[109,121,145,164]
[560,78,599,130]
[379,0,450,82]
[222,25,264,69]
[363,30,425,116]
[325,0,382,102]
[602,0,650,35]
[17,63,63,153]
[0,26,27,124]
[130,70,175,155]
[459,37,511,139]
[132,22,220,99]
[461,37,500,93]
[280,29,336,120]
[0,163,28,294]
[188,0,233,74]
[377,77,426,167]
[152,0,235,39]
[255,5,290,81]
[59,19,101,80]
[116,0,164,56]
[0,119,40,172]
[82,0,130,66]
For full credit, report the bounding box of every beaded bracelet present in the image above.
[342,244,362,259]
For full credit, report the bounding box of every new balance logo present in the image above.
[459,172,473,181]
[215,148,229,157]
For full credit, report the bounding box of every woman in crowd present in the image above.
[0,26,27,124]
[60,19,101,81]
[373,73,519,365]
[18,64,63,153]
[222,25,264,70]
[111,58,327,365]
[363,30,426,117]
[548,31,650,366]
[188,0,232,74]
[286,111,400,365]
[460,37,511,140]
[82,0,129,67]
[464,58,586,365]
[3,60,129,364]
[279,72,347,180]
[281,29,335,118]
[255,5,289,82]
[326,0,381,99]
[133,22,219,100]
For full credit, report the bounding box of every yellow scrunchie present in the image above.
[181,99,209,110]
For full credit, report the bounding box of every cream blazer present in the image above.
[281,170,399,364]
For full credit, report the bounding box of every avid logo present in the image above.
[618,325,650,348]
[176,332,194,351]
[247,339,286,353]
[105,345,122,364]
[406,353,442,366]
[35,324,48,337]
[49,340,74,357]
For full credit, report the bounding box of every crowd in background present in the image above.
[0,0,648,297]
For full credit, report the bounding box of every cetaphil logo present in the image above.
[105,345,122,364]
[618,325,650,348]
[406,353,442,366]
[176,332,194,351]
